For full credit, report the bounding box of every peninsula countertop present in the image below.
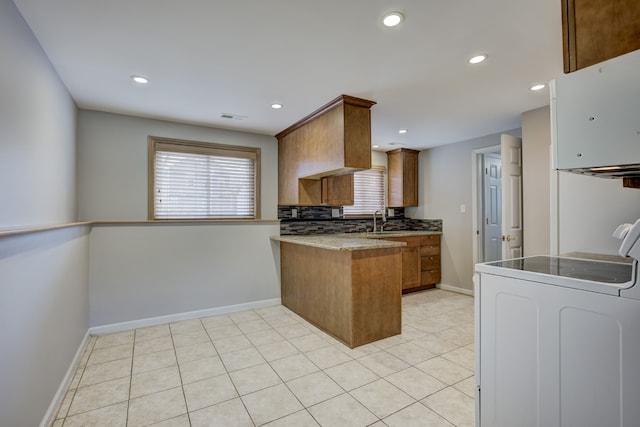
[271,231,442,251]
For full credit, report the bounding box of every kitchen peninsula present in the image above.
[272,231,441,348]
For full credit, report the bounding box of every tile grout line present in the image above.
[57,290,475,426]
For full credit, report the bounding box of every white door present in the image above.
[500,134,523,258]
[483,152,502,262]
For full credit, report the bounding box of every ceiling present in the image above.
[13,0,564,150]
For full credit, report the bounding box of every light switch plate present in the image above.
[387,208,394,217]
[331,208,340,218]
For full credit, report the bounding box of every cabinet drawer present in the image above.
[419,234,440,245]
[386,236,422,247]
[420,245,440,256]
[421,269,441,286]
[421,255,440,270]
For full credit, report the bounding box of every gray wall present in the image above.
[77,110,278,221]
[89,223,280,326]
[0,1,88,426]
[0,0,77,228]
[408,130,521,291]
[522,106,551,256]
[77,111,282,328]
[0,227,90,427]
[557,173,640,255]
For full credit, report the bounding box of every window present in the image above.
[148,136,260,220]
[343,167,385,216]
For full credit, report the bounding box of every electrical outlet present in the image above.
[331,208,340,218]
[387,208,395,217]
[291,208,298,218]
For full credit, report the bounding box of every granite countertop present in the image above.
[271,230,442,251]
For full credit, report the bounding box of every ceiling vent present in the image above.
[220,113,247,120]
[389,142,405,146]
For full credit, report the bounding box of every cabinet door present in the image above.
[387,149,419,207]
[563,0,640,72]
[321,174,354,206]
[401,246,421,290]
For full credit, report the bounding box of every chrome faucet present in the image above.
[373,210,380,232]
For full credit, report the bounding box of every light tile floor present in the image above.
[52,289,475,427]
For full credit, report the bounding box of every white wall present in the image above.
[0,1,87,426]
[0,0,77,229]
[522,106,551,256]
[77,110,278,221]
[89,222,280,327]
[557,173,640,255]
[372,149,387,168]
[410,130,521,291]
[522,105,640,257]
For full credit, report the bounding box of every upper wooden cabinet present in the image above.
[277,95,376,205]
[562,0,640,72]
[387,148,419,207]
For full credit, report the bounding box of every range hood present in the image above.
[551,49,640,184]
[564,164,640,178]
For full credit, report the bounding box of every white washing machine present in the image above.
[474,220,640,427]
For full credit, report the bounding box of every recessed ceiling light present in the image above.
[131,75,149,84]
[468,54,487,64]
[398,129,408,134]
[271,103,283,109]
[529,83,546,91]
[382,11,404,27]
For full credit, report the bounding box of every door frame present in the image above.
[472,144,501,266]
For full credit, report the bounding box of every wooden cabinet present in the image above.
[321,174,354,206]
[420,234,441,289]
[386,236,421,291]
[386,234,441,293]
[280,242,401,348]
[277,95,376,205]
[387,148,419,207]
[562,0,640,72]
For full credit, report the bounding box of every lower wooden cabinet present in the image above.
[386,234,441,293]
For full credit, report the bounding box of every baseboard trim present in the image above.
[40,330,91,427]
[89,298,282,335]
[437,283,474,296]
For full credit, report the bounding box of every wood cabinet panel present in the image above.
[420,244,440,256]
[351,249,402,347]
[280,242,401,348]
[421,254,440,270]
[420,234,441,289]
[384,234,441,293]
[421,270,441,286]
[563,0,640,72]
[420,235,440,245]
[401,246,421,290]
[321,174,354,206]
[387,148,419,207]
[277,95,375,205]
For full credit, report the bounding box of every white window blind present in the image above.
[343,168,385,216]
[149,138,259,219]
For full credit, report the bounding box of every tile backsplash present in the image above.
[278,205,442,235]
